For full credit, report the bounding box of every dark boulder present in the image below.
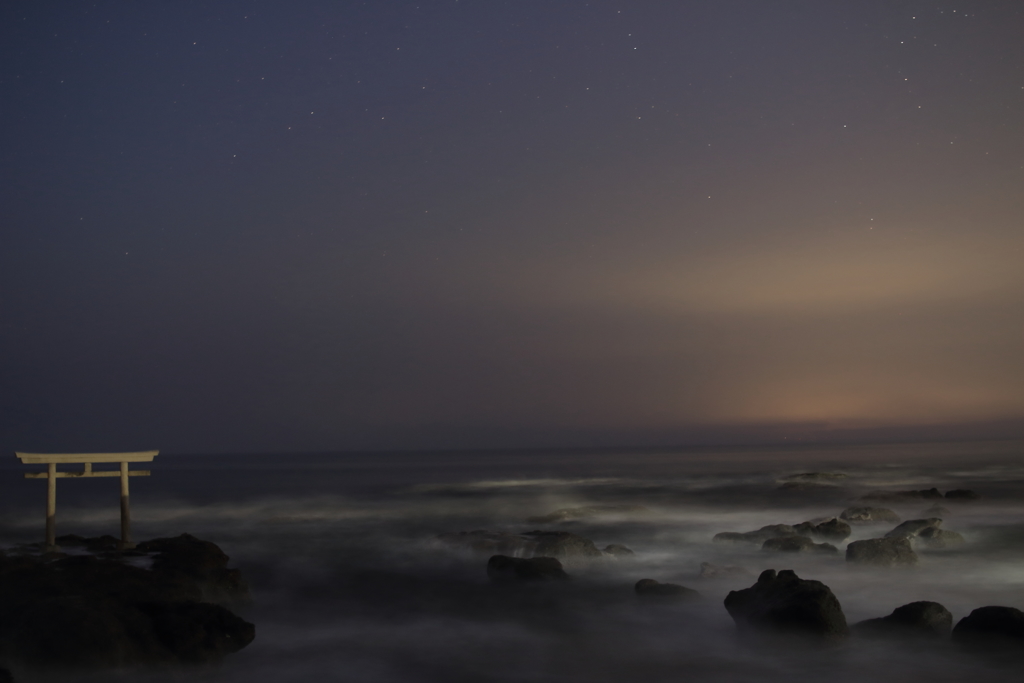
[724,569,848,641]
[945,489,980,501]
[486,555,569,581]
[846,537,918,567]
[840,507,900,524]
[634,579,699,599]
[952,606,1024,649]
[884,518,944,539]
[762,536,838,554]
[852,601,952,638]
[521,531,604,562]
[602,544,634,557]
[137,601,255,663]
[793,518,851,541]
[136,534,249,604]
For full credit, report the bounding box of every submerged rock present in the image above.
[852,601,952,639]
[724,569,848,641]
[634,579,699,599]
[793,518,852,542]
[952,606,1024,649]
[762,536,838,554]
[487,555,569,581]
[0,534,254,671]
[919,505,951,518]
[781,472,848,483]
[521,531,604,561]
[602,544,635,558]
[840,507,900,524]
[885,519,944,540]
[916,526,965,549]
[526,504,649,524]
[944,489,980,501]
[439,529,605,564]
[861,488,943,502]
[845,537,918,567]
[713,524,797,544]
[697,562,752,580]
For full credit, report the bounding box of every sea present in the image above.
[2,439,1023,682]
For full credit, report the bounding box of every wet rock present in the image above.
[884,518,944,539]
[698,562,752,580]
[852,601,952,638]
[861,488,943,502]
[916,527,965,549]
[724,569,848,641]
[793,518,851,541]
[486,555,569,581]
[713,524,797,544]
[602,544,635,558]
[634,579,699,599]
[952,606,1024,649]
[840,507,900,524]
[762,536,838,554]
[845,537,918,567]
[945,489,980,501]
[526,504,649,524]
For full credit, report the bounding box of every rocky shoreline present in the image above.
[0,534,254,679]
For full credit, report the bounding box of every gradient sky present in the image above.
[2,1,1022,453]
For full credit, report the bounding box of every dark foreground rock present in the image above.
[487,555,569,581]
[634,579,699,599]
[0,668,10,683]
[724,569,848,641]
[0,534,254,672]
[840,507,900,524]
[852,601,952,639]
[762,536,838,554]
[845,537,918,567]
[952,606,1024,649]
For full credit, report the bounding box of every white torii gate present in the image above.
[15,451,158,551]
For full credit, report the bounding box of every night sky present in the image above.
[2,1,1022,454]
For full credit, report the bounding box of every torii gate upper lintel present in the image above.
[15,450,158,551]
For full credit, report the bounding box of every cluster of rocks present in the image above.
[437,529,632,564]
[713,517,850,554]
[0,534,254,675]
[723,568,1024,651]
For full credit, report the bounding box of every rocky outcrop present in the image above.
[852,601,952,638]
[0,534,254,672]
[951,606,1024,648]
[884,518,944,539]
[602,544,634,557]
[845,537,918,567]
[526,505,649,524]
[762,536,838,554]
[634,579,698,599]
[486,555,569,581]
[840,507,900,524]
[793,518,851,541]
[724,569,848,641]
[713,524,797,544]
[698,562,752,580]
